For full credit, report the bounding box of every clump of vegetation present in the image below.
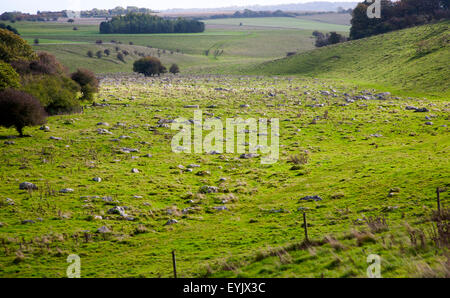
[117,52,125,62]
[0,28,36,62]
[99,13,205,34]
[0,88,47,136]
[0,60,21,90]
[22,75,80,115]
[350,0,449,40]
[169,64,180,74]
[0,23,19,35]
[87,50,93,58]
[71,68,99,101]
[313,31,347,47]
[133,56,165,77]
[11,51,66,76]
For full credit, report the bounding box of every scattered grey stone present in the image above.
[97,226,111,233]
[19,182,38,190]
[4,141,15,145]
[213,206,228,211]
[108,206,127,217]
[40,125,50,131]
[165,219,178,225]
[97,128,113,135]
[300,195,323,202]
[21,220,35,224]
[49,136,62,140]
[425,122,433,125]
[184,105,199,108]
[131,168,140,173]
[240,153,259,159]
[97,122,109,126]
[93,177,102,182]
[200,185,219,194]
[60,188,74,193]
[6,198,14,205]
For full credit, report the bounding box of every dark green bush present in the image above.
[0,88,47,136]
[133,56,164,77]
[22,75,80,115]
[169,64,180,74]
[71,68,99,102]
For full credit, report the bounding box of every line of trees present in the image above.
[99,13,205,34]
[350,0,449,40]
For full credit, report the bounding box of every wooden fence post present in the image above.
[303,212,309,243]
[437,187,441,214]
[172,250,177,278]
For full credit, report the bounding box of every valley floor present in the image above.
[0,74,448,277]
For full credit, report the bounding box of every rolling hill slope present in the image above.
[252,21,450,98]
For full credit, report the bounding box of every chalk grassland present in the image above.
[252,21,450,99]
[0,75,448,277]
[7,18,334,74]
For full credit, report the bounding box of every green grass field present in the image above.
[0,75,448,277]
[203,17,350,31]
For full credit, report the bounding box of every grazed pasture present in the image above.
[0,74,448,277]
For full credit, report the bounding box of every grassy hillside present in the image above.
[252,21,450,99]
[7,21,317,73]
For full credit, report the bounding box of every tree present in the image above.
[34,38,39,45]
[328,32,344,44]
[117,52,125,62]
[87,50,93,58]
[0,28,36,62]
[0,23,19,35]
[104,49,110,56]
[169,63,180,74]
[95,50,103,58]
[71,68,99,101]
[0,61,21,91]
[133,56,163,76]
[68,19,74,23]
[0,89,47,136]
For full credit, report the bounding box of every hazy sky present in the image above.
[0,0,358,14]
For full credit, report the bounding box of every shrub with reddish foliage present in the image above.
[0,88,47,136]
[11,52,66,76]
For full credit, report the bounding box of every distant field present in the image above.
[296,13,352,26]
[203,17,350,32]
[8,21,317,73]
